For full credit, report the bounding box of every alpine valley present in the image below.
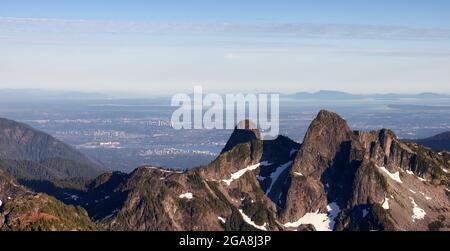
[0,110,449,231]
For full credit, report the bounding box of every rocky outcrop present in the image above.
[221,120,261,154]
[76,111,449,231]
[0,169,95,231]
[1,111,449,231]
[281,110,362,222]
[280,110,450,230]
[88,125,300,231]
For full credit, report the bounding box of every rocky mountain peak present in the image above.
[236,119,258,131]
[221,120,261,154]
[299,110,354,159]
[282,111,363,222]
[304,110,352,139]
[1,112,449,232]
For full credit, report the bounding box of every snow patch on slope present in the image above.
[410,197,426,222]
[179,192,193,200]
[218,216,226,224]
[406,169,430,182]
[417,177,428,182]
[283,203,340,231]
[382,197,390,210]
[289,149,299,157]
[377,166,402,183]
[238,209,267,231]
[419,192,431,200]
[222,161,272,186]
[265,161,293,195]
[145,166,184,174]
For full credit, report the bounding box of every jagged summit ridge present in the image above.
[281,110,449,230]
[1,111,449,231]
[302,110,353,143]
[221,119,261,154]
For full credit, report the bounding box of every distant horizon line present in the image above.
[1,87,450,97]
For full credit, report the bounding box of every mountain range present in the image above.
[284,90,450,100]
[0,117,104,181]
[413,132,450,152]
[0,110,449,231]
[1,89,450,101]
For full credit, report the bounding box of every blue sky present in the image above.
[2,0,450,26]
[1,0,450,94]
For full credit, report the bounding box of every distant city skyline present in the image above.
[1,0,450,94]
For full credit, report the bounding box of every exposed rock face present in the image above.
[280,110,450,230]
[100,167,234,231]
[1,111,449,231]
[0,170,95,231]
[86,126,300,231]
[282,110,360,221]
[71,111,449,231]
[221,120,261,154]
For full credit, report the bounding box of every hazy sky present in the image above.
[1,0,450,94]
